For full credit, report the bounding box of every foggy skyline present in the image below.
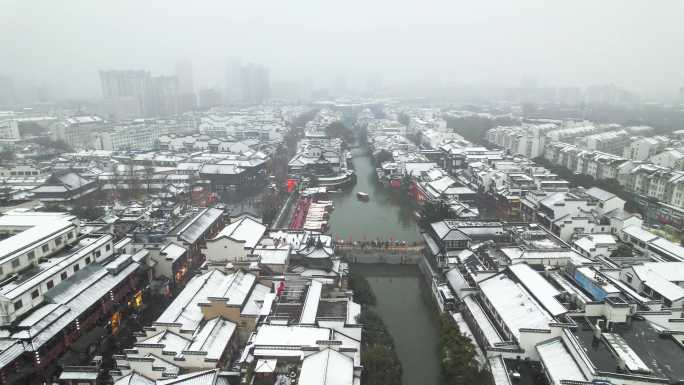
[2,0,684,100]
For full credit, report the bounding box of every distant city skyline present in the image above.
[2,1,684,102]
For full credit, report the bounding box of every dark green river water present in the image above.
[329,148,442,385]
[328,148,421,242]
[354,264,444,385]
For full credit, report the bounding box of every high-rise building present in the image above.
[176,60,196,112]
[51,116,106,149]
[100,70,150,120]
[0,119,20,140]
[240,63,270,105]
[0,75,16,108]
[199,87,222,110]
[224,58,242,104]
[175,60,194,94]
[100,70,180,119]
[147,75,179,117]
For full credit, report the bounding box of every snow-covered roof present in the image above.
[199,163,244,175]
[300,280,322,324]
[253,324,331,351]
[445,268,471,299]
[15,260,139,350]
[488,356,512,385]
[536,338,587,385]
[254,358,277,373]
[508,264,566,316]
[253,247,289,265]
[0,339,24,370]
[241,282,271,316]
[602,333,650,373]
[160,242,186,263]
[155,270,257,331]
[172,208,223,244]
[631,263,684,302]
[212,215,266,249]
[113,372,155,385]
[298,348,354,385]
[186,317,236,360]
[574,234,617,254]
[462,296,503,346]
[479,274,553,339]
[633,262,684,282]
[157,369,225,385]
[622,225,658,243]
[1,235,111,300]
[404,162,438,176]
[0,213,75,265]
[636,268,684,302]
[649,238,684,261]
[501,247,591,265]
[585,187,616,202]
[136,329,191,353]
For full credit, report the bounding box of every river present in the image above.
[354,264,444,385]
[328,147,421,242]
[329,148,443,385]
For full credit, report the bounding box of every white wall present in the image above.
[204,237,248,263]
[518,327,562,360]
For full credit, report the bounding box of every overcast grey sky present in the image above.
[2,0,683,99]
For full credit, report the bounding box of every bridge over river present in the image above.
[336,241,426,264]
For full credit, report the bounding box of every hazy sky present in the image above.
[2,0,683,99]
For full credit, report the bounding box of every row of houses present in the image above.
[2,140,276,205]
[425,219,684,385]
[544,142,684,223]
[0,210,155,384]
[0,198,361,385]
[93,211,357,385]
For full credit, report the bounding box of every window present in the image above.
[42,244,49,253]
[85,257,91,265]
[27,251,35,260]
[0,266,3,275]
[73,264,79,272]
[106,244,111,251]
[47,280,54,289]
[94,251,101,258]
[67,231,74,239]
[13,300,22,311]
[55,237,62,246]
[61,272,68,280]
[11,259,20,268]
[31,290,39,299]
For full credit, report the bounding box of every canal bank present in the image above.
[353,264,444,385]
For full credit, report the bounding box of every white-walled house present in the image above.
[204,215,266,263]
[620,262,684,309]
[573,234,618,260]
[584,187,624,215]
[0,211,80,280]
